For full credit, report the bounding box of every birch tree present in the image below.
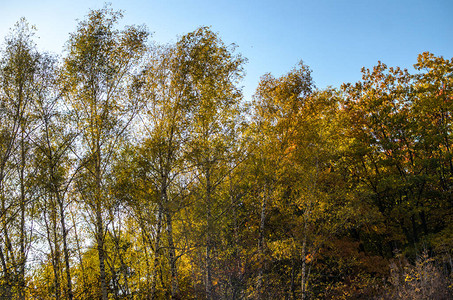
[60,7,147,299]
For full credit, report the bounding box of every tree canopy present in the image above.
[0,6,452,300]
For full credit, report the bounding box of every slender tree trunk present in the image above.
[58,197,74,300]
[160,176,180,299]
[142,232,152,300]
[230,179,242,299]
[52,197,61,300]
[50,147,74,300]
[300,235,307,300]
[107,257,120,300]
[95,136,108,300]
[205,172,213,300]
[70,208,88,294]
[257,183,267,299]
[0,244,12,298]
[151,206,163,299]
[112,222,131,298]
[44,199,58,299]
[97,207,108,300]
[166,211,180,299]
[290,258,296,300]
[0,178,13,299]
[119,250,131,298]
[18,131,26,300]
[4,225,17,284]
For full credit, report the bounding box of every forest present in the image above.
[0,6,452,300]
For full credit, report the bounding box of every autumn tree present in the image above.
[336,53,453,298]
[173,27,246,300]
[133,44,195,299]
[411,53,453,269]
[251,63,354,299]
[32,52,77,300]
[60,6,148,299]
[341,60,436,254]
[0,18,46,299]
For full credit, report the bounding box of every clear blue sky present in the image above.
[1,0,452,100]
